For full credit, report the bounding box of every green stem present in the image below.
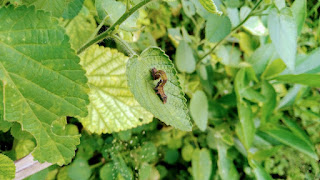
[197,0,263,66]
[77,0,154,55]
[88,15,109,41]
[111,34,137,57]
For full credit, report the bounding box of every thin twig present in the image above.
[77,0,155,55]
[197,0,264,66]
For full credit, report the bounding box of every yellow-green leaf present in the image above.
[0,154,15,180]
[199,0,222,15]
[79,45,153,134]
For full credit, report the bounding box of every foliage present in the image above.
[0,0,320,179]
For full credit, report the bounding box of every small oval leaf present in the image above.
[190,90,208,131]
[192,148,212,180]
[127,47,192,131]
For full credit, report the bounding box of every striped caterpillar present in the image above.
[151,68,167,104]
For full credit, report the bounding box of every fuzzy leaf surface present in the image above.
[127,47,192,131]
[80,45,153,134]
[0,6,88,165]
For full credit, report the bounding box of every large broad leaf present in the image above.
[126,47,192,131]
[64,10,97,51]
[21,0,83,18]
[262,126,318,160]
[190,90,208,131]
[268,7,297,71]
[0,81,11,132]
[0,154,15,180]
[62,0,85,19]
[206,14,231,43]
[79,45,153,134]
[192,148,212,180]
[0,6,88,165]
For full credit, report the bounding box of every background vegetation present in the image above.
[0,0,320,179]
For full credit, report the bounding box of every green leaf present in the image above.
[62,0,85,19]
[234,69,255,149]
[0,81,11,132]
[291,0,306,35]
[205,14,231,43]
[0,154,15,180]
[191,0,211,19]
[251,146,280,161]
[138,142,157,163]
[274,0,286,10]
[182,144,194,162]
[15,139,36,159]
[175,40,196,73]
[192,148,212,180]
[293,48,320,74]
[248,44,279,76]
[260,81,276,125]
[217,142,239,180]
[100,163,117,180]
[238,32,259,56]
[261,58,286,79]
[182,0,196,17]
[240,6,268,36]
[0,5,87,165]
[273,74,320,87]
[21,0,72,17]
[262,127,318,160]
[235,101,255,149]
[95,0,138,31]
[268,7,297,71]
[68,158,91,180]
[127,47,192,131]
[164,149,179,164]
[282,117,314,148]
[250,160,273,180]
[199,0,222,15]
[190,90,208,131]
[277,85,301,111]
[139,163,152,180]
[216,45,241,67]
[79,45,153,134]
[64,9,97,50]
[111,153,133,180]
[227,8,240,27]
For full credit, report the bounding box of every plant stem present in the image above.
[197,0,263,66]
[111,34,137,56]
[77,0,154,55]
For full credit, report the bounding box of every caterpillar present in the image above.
[151,68,167,104]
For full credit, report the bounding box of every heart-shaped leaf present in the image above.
[126,47,192,131]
